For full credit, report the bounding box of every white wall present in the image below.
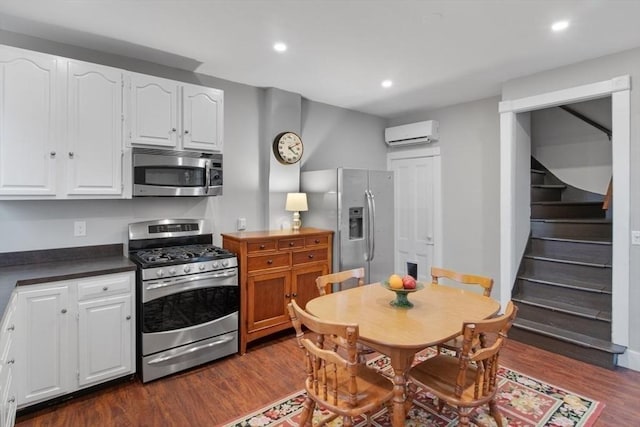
[387,97,501,287]
[532,98,612,195]
[502,47,640,364]
[0,30,388,252]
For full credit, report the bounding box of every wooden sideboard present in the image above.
[222,228,333,354]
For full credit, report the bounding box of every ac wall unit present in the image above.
[384,120,439,146]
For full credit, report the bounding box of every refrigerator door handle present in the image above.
[366,190,376,261]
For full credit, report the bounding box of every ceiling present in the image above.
[1,0,640,119]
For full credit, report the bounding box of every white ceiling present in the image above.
[1,0,640,119]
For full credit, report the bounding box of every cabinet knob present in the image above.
[126,315,131,320]
[61,309,67,314]
[6,324,14,332]
[171,128,177,132]
[285,293,290,298]
[267,259,273,265]
[289,242,294,247]
[6,359,14,365]
[68,152,74,159]
[103,286,109,291]
[308,254,314,259]
[7,396,15,404]
[292,293,297,298]
[314,239,320,244]
[259,244,265,249]
[184,129,190,135]
[50,151,56,158]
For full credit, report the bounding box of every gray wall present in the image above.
[502,47,640,359]
[0,30,387,252]
[387,97,501,286]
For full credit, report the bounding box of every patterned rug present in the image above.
[222,349,604,427]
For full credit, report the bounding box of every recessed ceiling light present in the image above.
[381,80,393,88]
[273,42,287,52]
[551,20,570,32]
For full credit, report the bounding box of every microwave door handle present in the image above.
[205,160,210,194]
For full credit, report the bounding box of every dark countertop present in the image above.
[0,244,136,318]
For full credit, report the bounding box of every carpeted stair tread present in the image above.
[512,318,625,354]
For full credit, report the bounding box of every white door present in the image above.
[390,155,437,282]
[78,295,132,387]
[128,74,179,148]
[66,61,123,196]
[15,285,70,406]
[0,47,58,197]
[182,84,223,152]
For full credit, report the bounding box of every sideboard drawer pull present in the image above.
[308,254,314,259]
[267,259,273,265]
[260,244,265,249]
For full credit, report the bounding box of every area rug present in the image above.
[223,350,604,427]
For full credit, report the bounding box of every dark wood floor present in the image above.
[16,331,640,426]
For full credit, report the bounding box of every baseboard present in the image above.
[618,348,640,372]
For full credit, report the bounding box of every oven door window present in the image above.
[143,286,238,333]
[135,166,206,187]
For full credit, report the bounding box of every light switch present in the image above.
[237,217,247,231]
[632,230,640,245]
[74,221,86,237]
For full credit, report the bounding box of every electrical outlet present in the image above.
[632,230,640,245]
[74,221,86,237]
[237,217,247,231]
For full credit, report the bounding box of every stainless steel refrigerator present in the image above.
[300,168,394,285]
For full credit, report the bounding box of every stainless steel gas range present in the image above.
[128,219,238,383]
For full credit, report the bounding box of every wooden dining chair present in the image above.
[315,268,376,364]
[315,267,365,296]
[431,266,494,355]
[407,301,517,427]
[287,300,395,426]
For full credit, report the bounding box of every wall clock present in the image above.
[273,131,304,165]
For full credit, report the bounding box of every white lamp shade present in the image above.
[285,193,308,212]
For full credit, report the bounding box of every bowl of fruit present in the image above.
[382,274,424,308]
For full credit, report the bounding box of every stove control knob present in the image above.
[222,259,230,267]
[169,268,176,276]
[183,265,191,273]
[156,270,165,277]
[199,264,206,271]
[212,261,219,269]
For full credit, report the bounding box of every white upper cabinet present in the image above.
[182,84,223,152]
[0,45,126,199]
[65,60,123,196]
[128,74,179,148]
[126,73,223,152]
[0,46,58,197]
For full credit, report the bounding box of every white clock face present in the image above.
[276,132,303,164]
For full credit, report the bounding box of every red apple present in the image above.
[402,275,417,289]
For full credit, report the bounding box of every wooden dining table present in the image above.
[305,282,501,427]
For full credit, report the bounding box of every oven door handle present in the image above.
[146,335,235,365]
[145,270,237,291]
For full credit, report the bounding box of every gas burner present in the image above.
[131,244,233,268]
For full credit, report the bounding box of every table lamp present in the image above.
[285,192,308,231]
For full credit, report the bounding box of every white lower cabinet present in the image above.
[0,294,17,427]
[13,272,135,410]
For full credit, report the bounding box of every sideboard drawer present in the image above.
[278,238,305,250]
[305,235,328,247]
[247,240,277,253]
[247,253,290,272]
[292,249,328,265]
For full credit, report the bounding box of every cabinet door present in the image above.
[247,270,290,333]
[15,285,70,406]
[78,294,133,387]
[0,46,58,197]
[292,263,328,310]
[182,84,223,152]
[65,61,123,196]
[128,74,179,148]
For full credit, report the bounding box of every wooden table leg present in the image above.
[389,351,415,427]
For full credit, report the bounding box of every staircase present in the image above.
[510,159,626,369]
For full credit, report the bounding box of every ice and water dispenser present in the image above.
[348,207,363,240]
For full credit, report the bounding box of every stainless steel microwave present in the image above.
[132,148,222,197]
